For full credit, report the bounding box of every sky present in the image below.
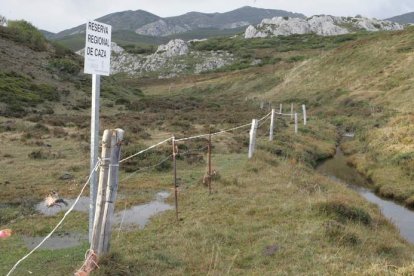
[1,0,414,33]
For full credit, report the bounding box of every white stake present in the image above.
[248,119,258,159]
[294,113,298,134]
[91,129,111,252]
[302,104,307,125]
[89,74,100,243]
[291,103,294,120]
[269,109,275,141]
[279,103,282,114]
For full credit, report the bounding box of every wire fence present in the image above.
[6,106,305,275]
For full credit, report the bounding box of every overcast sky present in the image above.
[1,0,414,33]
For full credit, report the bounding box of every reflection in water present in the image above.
[36,196,89,216]
[114,192,173,229]
[29,191,172,250]
[317,147,414,244]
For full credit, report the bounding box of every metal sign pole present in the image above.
[89,73,100,242]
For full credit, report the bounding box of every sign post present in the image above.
[84,20,112,242]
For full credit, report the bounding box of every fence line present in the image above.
[176,111,271,142]
[6,160,102,276]
[119,154,173,183]
[119,137,173,163]
[119,146,210,184]
[7,107,303,275]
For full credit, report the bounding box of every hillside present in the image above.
[1,20,414,275]
[387,11,414,24]
[263,27,414,205]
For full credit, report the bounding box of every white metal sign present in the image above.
[84,20,112,76]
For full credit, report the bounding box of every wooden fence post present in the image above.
[291,103,294,120]
[208,133,212,195]
[294,113,298,134]
[302,104,307,125]
[100,129,124,254]
[172,136,178,221]
[248,119,258,159]
[91,130,111,253]
[269,109,275,141]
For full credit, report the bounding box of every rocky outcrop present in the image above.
[245,15,404,38]
[155,39,189,57]
[135,20,191,36]
[80,40,233,78]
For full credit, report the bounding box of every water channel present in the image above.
[317,145,414,244]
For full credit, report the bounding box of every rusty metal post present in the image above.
[208,133,212,195]
[172,136,178,221]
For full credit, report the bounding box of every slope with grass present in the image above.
[264,27,414,206]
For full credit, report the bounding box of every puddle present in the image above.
[114,191,173,229]
[35,196,89,216]
[317,146,414,244]
[31,191,172,250]
[22,233,87,250]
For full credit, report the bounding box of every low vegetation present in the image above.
[0,20,48,51]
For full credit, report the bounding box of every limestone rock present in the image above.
[245,15,404,38]
[135,19,190,36]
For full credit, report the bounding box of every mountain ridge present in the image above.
[49,6,304,40]
[386,11,414,24]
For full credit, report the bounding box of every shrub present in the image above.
[48,58,81,74]
[6,20,47,51]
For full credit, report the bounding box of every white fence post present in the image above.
[91,129,124,256]
[294,113,298,134]
[279,103,282,114]
[291,103,294,120]
[100,129,124,254]
[302,104,307,125]
[260,101,264,109]
[91,130,111,253]
[269,109,275,141]
[248,119,258,159]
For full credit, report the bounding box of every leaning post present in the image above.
[100,129,124,255]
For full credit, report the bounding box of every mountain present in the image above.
[53,9,160,39]
[386,11,414,24]
[49,6,305,50]
[40,29,56,40]
[245,15,404,38]
[134,6,305,36]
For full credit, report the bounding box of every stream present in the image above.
[317,146,414,244]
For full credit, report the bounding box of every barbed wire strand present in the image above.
[176,111,271,142]
[119,137,173,164]
[6,160,101,276]
[119,154,173,183]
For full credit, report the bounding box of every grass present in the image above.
[263,27,414,205]
[90,150,414,275]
